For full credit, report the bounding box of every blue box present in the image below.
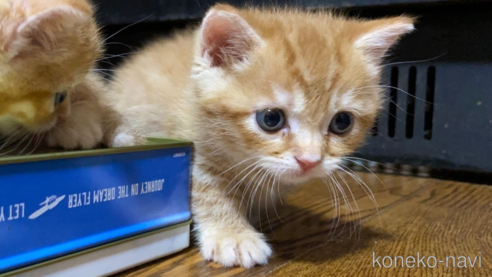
[0,138,192,276]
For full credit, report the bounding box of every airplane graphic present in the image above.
[28,195,66,220]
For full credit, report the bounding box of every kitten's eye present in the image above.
[54,91,67,106]
[329,112,354,135]
[256,109,286,132]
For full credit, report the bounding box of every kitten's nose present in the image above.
[295,157,321,172]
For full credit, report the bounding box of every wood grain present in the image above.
[114,173,492,277]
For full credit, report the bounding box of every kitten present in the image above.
[106,4,414,268]
[0,0,105,151]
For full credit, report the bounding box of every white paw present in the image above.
[200,231,272,268]
[46,118,103,150]
[111,133,137,148]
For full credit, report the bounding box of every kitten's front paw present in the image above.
[200,231,272,268]
[46,116,103,150]
[111,133,137,148]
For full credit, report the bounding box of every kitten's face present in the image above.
[193,5,414,184]
[0,0,101,134]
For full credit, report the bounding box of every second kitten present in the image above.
[0,0,106,151]
[106,4,414,268]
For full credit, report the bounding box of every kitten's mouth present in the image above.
[295,165,322,176]
[290,169,317,181]
[288,167,325,183]
[294,170,309,177]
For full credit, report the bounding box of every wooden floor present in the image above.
[116,172,491,276]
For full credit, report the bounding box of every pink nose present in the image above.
[295,157,321,172]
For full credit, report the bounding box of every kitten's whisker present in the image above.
[95,52,137,65]
[103,41,135,48]
[327,178,340,241]
[331,174,354,228]
[195,137,218,143]
[33,133,45,153]
[102,15,154,44]
[335,171,362,241]
[238,166,263,213]
[233,164,261,204]
[340,162,385,194]
[327,173,354,238]
[201,147,223,159]
[378,105,405,123]
[343,156,386,167]
[268,171,283,225]
[322,178,340,240]
[385,98,414,116]
[273,170,284,206]
[97,70,116,79]
[338,165,381,226]
[18,134,35,155]
[331,174,354,239]
[273,176,285,224]
[0,129,24,149]
[256,169,274,234]
[257,170,269,233]
[241,168,261,217]
[248,171,265,222]
[1,128,27,142]
[92,68,119,73]
[0,133,30,156]
[264,172,278,234]
[225,160,261,194]
[380,85,433,105]
[342,157,388,190]
[329,174,354,217]
[338,164,368,188]
[342,168,383,230]
[381,53,446,67]
[356,84,433,105]
[96,60,118,67]
[220,156,261,177]
[26,132,45,156]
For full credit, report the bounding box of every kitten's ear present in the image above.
[355,16,415,64]
[8,5,91,58]
[199,5,263,68]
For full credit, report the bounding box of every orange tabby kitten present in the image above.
[106,4,414,268]
[0,0,105,151]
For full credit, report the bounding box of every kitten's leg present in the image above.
[46,76,104,150]
[193,167,273,268]
[104,115,151,148]
[106,122,143,148]
[104,105,169,148]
